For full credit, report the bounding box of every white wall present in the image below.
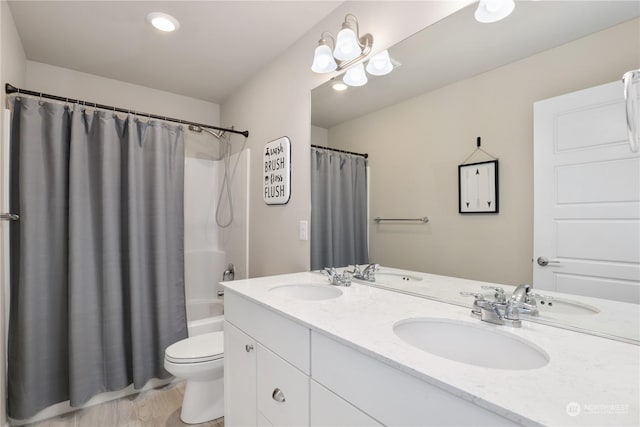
[0,3,26,424]
[327,18,640,285]
[221,1,472,278]
[25,61,220,127]
[311,125,328,147]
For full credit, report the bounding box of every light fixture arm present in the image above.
[335,14,374,71]
[319,31,335,49]
[336,33,373,71]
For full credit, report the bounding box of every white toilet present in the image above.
[164,331,224,424]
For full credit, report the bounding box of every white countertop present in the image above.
[222,271,640,426]
[348,266,640,344]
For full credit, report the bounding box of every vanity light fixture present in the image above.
[311,33,339,73]
[146,12,180,32]
[474,0,515,23]
[343,63,368,87]
[365,50,394,76]
[311,14,373,73]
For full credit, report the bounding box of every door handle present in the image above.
[537,256,560,267]
[272,388,286,403]
[245,344,254,352]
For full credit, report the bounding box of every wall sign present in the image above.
[263,136,291,205]
[458,160,499,213]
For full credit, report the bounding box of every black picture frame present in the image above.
[458,160,499,214]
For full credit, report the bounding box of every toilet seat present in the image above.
[165,331,224,364]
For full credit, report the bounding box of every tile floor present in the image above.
[25,382,223,427]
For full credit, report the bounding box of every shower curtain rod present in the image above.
[5,83,249,138]
[311,144,368,159]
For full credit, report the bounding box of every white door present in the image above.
[534,81,640,304]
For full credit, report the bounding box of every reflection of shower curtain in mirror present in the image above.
[7,97,187,420]
[310,147,368,270]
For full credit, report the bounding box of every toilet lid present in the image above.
[165,331,224,363]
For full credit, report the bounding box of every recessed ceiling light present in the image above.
[146,12,180,32]
[332,82,348,91]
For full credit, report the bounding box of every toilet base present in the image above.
[180,375,224,424]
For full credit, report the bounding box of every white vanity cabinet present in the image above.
[225,290,516,427]
[224,292,310,427]
[224,321,257,427]
[310,380,382,426]
[311,331,517,427]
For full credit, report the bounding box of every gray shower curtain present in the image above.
[310,147,369,270]
[7,97,187,420]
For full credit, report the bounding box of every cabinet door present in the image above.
[225,321,257,427]
[257,343,309,426]
[310,380,382,426]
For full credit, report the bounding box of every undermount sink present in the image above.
[393,318,549,370]
[269,283,343,301]
[376,272,423,282]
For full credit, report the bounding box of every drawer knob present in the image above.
[272,388,286,403]
[245,344,254,352]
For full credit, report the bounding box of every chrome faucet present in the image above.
[461,292,522,327]
[478,284,541,317]
[481,285,506,304]
[351,263,379,282]
[323,267,352,287]
[509,284,539,316]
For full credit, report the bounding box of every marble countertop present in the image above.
[348,266,640,344]
[222,271,640,426]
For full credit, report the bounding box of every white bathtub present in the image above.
[187,298,224,336]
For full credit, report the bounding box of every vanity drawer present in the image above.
[226,291,310,373]
[311,331,517,426]
[257,343,309,427]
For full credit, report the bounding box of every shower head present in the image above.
[189,124,224,140]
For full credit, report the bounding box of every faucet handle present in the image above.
[460,291,485,300]
[368,263,380,271]
[322,267,338,281]
[481,285,504,293]
[507,299,539,317]
[350,264,363,275]
[460,292,486,316]
[481,286,506,303]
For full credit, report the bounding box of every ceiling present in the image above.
[312,1,640,129]
[8,1,343,104]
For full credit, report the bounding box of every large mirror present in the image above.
[311,1,640,343]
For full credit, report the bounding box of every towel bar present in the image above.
[373,216,429,223]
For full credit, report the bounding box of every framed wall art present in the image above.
[263,136,291,205]
[458,160,499,214]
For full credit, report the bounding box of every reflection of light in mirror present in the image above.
[332,82,348,92]
[146,12,180,32]
[366,50,394,76]
[474,0,515,23]
[344,63,368,87]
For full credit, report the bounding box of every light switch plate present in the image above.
[299,220,308,241]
